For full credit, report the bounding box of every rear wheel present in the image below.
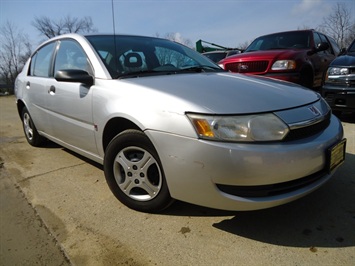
[21,107,45,147]
[104,129,174,213]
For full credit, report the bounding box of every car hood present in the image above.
[330,54,355,67]
[221,49,305,62]
[121,72,319,114]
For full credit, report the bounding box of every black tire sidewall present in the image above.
[104,130,173,213]
[299,69,313,89]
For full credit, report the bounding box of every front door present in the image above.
[46,39,98,155]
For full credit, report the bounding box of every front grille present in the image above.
[324,93,335,104]
[225,61,268,73]
[284,111,331,141]
[326,79,355,87]
[216,169,326,198]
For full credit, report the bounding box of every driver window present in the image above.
[54,40,92,75]
[319,34,332,54]
[313,33,322,49]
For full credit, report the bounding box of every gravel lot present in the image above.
[1,95,354,265]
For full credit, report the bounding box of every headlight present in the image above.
[271,60,296,70]
[187,113,289,142]
[328,67,349,76]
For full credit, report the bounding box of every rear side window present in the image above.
[29,42,56,77]
[313,33,322,48]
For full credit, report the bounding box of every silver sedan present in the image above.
[15,34,346,213]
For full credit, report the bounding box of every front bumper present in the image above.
[322,84,355,112]
[147,114,344,211]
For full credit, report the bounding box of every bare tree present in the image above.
[156,32,192,47]
[238,41,251,50]
[154,32,194,67]
[318,2,355,48]
[32,15,97,39]
[0,21,32,93]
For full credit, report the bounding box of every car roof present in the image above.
[256,29,314,39]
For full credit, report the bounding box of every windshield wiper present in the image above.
[118,70,160,79]
[179,65,223,73]
[117,65,223,79]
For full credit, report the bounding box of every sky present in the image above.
[1,0,354,49]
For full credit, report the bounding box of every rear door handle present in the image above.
[48,85,56,95]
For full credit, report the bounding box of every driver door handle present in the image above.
[48,85,56,95]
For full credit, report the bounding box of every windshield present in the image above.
[347,40,355,55]
[245,31,311,52]
[86,35,222,78]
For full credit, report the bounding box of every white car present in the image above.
[15,34,346,213]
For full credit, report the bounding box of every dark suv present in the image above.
[321,39,355,114]
[218,30,340,90]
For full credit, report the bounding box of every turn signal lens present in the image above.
[192,119,215,137]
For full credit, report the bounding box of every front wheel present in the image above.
[299,68,313,89]
[104,130,174,213]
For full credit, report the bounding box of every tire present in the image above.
[21,107,45,147]
[299,68,313,89]
[104,129,174,213]
[332,110,342,117]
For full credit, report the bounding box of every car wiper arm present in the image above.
[118,70,159,79]
[117,65,223,79]
[179,65,223,73]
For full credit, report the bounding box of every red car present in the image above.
[219,30,340,90]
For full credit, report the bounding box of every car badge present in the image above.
[238,64,249,71]
[308,106,320,116]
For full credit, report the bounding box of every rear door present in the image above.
[24,41,56,134]
[46,39,98,155]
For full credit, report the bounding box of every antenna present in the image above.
[111,0,118,78]
[111,0,116,35]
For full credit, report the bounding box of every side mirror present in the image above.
[55,69,94,86]
[316,42,329,52]
[308,42,330,55]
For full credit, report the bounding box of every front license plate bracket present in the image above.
[327,139,346,173]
